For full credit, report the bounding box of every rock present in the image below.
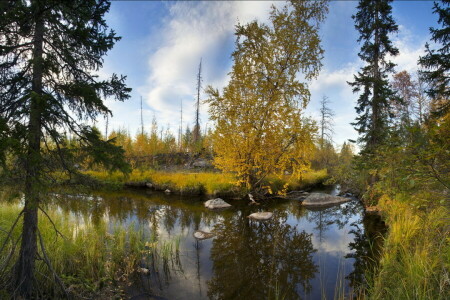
[138,267,150,275]
[193,230,214,240]
[146,182,153,188]
[204,198,232,209]
[164,189,171,194]
[247,212,273,220]
[302,193,350,207]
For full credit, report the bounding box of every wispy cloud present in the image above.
[141,1,274,132]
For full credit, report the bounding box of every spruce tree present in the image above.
[419,0,449,116]
[348,0,399,152]
[0,0,130,296]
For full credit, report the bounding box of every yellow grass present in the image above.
[370,195,450,299]
[85,170,237,195]
[85,169,329,196]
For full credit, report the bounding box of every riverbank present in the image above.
[83,169,329,197]
[368,195,449,299]
[0,201,180,299]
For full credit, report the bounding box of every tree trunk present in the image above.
[14,1,44,296]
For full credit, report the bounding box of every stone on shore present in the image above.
[204,198,232,209]
[193,230,215,240]
[247,212,273,220]
[302,193,349,207]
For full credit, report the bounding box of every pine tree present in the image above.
[419,0,449,116]
[348,0,399,152]
[0,0,130,296]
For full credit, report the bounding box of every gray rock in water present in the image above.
[193,230,214,240]
[164,189,171,194]
[247,212,273,220]
[204,198,232,209]
[302,193,349,207]
[146,182,153,188]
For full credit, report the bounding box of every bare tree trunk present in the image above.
[14,2,44,296]
[193,58,202,144]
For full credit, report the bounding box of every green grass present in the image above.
[368,195,449,300]
[0,202,181,298]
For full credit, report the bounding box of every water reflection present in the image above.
[208,214,317,300]
[35,188,381,299]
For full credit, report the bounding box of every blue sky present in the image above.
[97,0,439,148]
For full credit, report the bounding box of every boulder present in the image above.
[247,212,273,220]
[146,182,153,189]
[204,198,232,209]
[302,193,349,207]
[164,189,171,194]
[193,230,214,240]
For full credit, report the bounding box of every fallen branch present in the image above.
[39,206,67,241]
[0,209,24,255]
[248,194,260,205]
[37,228,70,299]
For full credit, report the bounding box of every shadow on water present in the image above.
[37,186,385,299]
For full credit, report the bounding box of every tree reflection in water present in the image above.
[35,189,383,299]
[207,212,318,300]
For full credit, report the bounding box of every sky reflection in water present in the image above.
[48,188,375,300]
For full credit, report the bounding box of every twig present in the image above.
[0,209,24,255]
[39,206,67,240]
[0,234,20,277]
[37,228,70,299]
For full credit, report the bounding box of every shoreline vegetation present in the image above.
[82,168,330,198]
[0,201,181,299]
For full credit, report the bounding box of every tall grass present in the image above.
[86,170,237,196]
[368,195,449,300]
[264,169,329,194]
[0,202,181,298]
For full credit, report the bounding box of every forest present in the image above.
[0,0,448,299]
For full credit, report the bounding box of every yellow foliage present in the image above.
[206,1,328,191]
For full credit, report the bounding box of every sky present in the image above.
[96,0,440,149]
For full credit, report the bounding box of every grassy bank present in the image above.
[367,195,449,299]
[85,169,329,197]
[0,202,180,298]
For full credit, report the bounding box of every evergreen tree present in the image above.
[0,0,130,296]
[348,0,399,152]
[419,0,449,116]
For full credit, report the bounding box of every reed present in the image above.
[368,195,449,300]
[0,202,181,298]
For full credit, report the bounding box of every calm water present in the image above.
[47,186,379,300]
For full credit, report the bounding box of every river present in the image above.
[43,185,381,299]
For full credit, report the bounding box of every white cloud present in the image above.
[140,1,275,136]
